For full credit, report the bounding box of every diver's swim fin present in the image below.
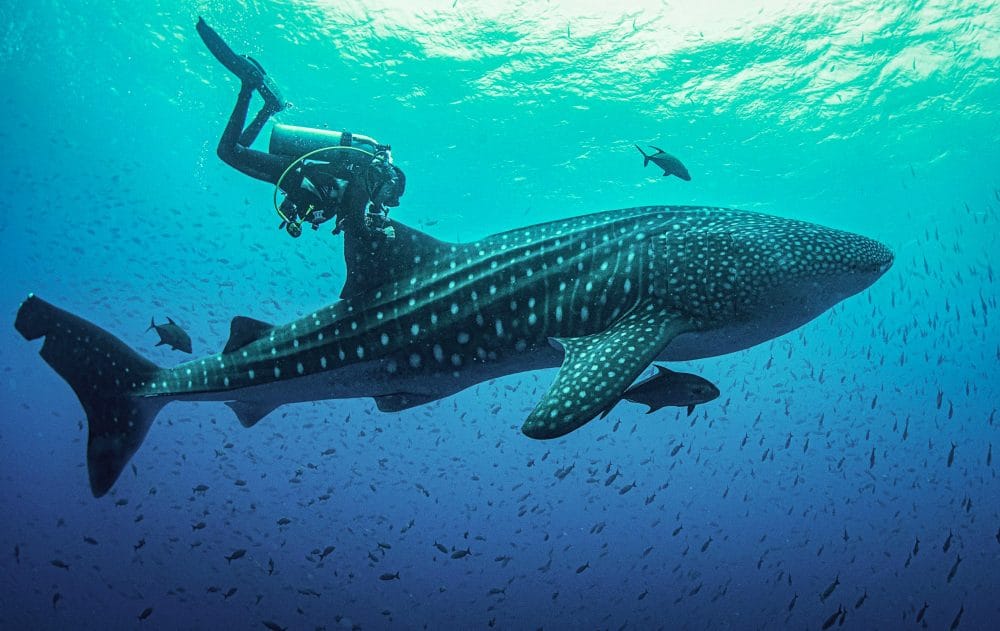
[196,17,286,112]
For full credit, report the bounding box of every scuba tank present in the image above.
[269,124,381,158]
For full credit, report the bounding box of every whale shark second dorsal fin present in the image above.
[340,219,465,300]
[223,316,274,354]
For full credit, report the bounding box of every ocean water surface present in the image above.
[1,0,998,629]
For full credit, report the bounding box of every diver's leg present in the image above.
[216,84,289,183]
[238,104,275,147]
[218,83,254,161]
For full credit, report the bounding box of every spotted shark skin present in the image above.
[14,205,893,496]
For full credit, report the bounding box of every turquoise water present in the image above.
[1,1,998,629]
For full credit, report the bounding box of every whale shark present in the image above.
[14,205,893,497]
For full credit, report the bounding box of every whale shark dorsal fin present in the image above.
[223,316,274,354]
[225,400,280,428]
[341,220,465,300]
[521,307,692,439]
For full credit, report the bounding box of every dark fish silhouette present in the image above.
[379,572,400,581]
[821,605,842,630]
[225,548,247,563]
[603,365,719,418]
[819,575,839,602]
[635,145,691,180]
[147,317,192,353]
[138,607,153,621]
[916,602,929,623]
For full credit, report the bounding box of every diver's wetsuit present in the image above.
[217,82,373,234]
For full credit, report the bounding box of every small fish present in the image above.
[192,484,209,493]
[52,592,62,609]
[318,545,335,560]
[379,572,400,581]
[50,559,70,570]
[83,536,98,545]
[377,542,392,550]
[226,549,247,563]
[943,529,953,552]
[575,562,590,574]
[262,622,286,631]
[916,602,929,623]
[267,558,275,575]
[618,481,636,495]
[819,574,839,602]
[700,537,712,552]
[450,548,471,559]
[670,443,684,457]
[276,517,291,526]
[223,587,238,599]
[821,605,842,630]
[192,521,206,531]
[14,544,20,564]
[433,542,448,554]
[147,316,193,353]
[950,603,964,630]
[948,442,957,467]
[133,538,145,551]
[912,537,920,556]
[854,589,867,609]
[605,366,719,417]
[947,554,962,582]
[554,463,575,480]
[138,607,153,621]
[604,468,621,486]
[787,593,797,611]
[635,145,691,180]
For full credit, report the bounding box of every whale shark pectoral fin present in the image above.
[225,400,280,428]
[374,392,443,413]
[223,316,275,354]
[521,307,692,439]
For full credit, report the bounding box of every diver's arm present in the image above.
[216,84,290,184]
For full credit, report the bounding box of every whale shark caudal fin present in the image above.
[521,306,692,439]
[14,295,167,497]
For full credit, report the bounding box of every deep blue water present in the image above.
[1,1,998,629]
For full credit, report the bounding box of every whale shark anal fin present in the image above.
[521,307,691,439]
[225,400,280,428]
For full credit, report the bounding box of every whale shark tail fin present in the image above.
[634,144,650,167]
[14,295,167,497]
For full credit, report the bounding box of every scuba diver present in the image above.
[196,17,405,240]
